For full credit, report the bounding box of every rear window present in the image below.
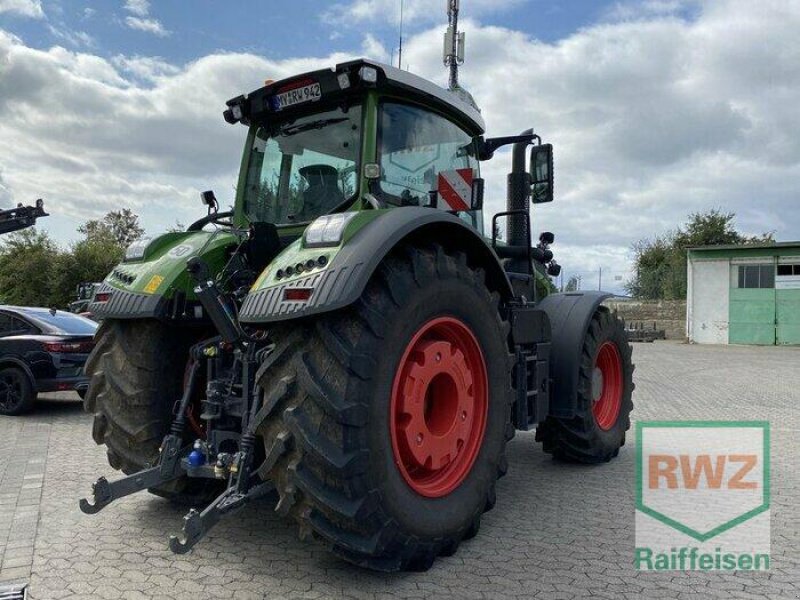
[24,310,97,335]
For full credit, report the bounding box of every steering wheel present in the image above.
[187,210,235,231]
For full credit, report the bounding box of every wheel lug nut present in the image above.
[435,353,441,362]
[461,411,467,421]
[416,433,423,445]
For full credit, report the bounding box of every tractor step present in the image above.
[509,304,552,431]
[513,345,550,430]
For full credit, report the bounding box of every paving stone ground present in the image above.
[0,341,798,599]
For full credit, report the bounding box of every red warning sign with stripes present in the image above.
[437,168,474,212]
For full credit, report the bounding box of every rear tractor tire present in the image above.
[535,307,634,463]
[254,245,514,571]
[83,319,213,501]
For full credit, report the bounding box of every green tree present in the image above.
[52,235,125,308]
[0,228,61,306]
[564,274,580,292]
[0,209,144,308]
[626,210,774,299]
[78,208,144,247]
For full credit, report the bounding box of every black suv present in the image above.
[0,306,97,415]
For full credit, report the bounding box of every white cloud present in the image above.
[0,169,12,205]
[0,0,44,18]
[47,24,95,48]
[605,0,699,22]
[122,0,169,37]
[361,34,389,63]
[125,16,169,37]
[325,0,524,26]
[112,54,180,82]
[0,0,798,288]
[123,0,149,17]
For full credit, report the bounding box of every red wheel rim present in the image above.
[592,341,623,431]
[390,316,489,498]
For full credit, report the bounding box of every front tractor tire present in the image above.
[83,320,202,499]
[536,307,634,463]
[255,245,513,571]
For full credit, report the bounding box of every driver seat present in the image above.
[299,165,344,219]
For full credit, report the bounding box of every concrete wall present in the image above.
[605,299,687,340]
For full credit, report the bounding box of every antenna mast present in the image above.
[443,0,465,90]
[398,0,404,69]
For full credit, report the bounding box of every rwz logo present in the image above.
[648,453,758,490]
[637,421,769,541]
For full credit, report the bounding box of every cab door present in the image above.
[376,101,483,233]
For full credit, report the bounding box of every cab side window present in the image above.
[378,102,481,230]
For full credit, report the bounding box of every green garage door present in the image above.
[730,289,775,344]
[776,260,800,345]
[729,264,775,345]
[777,289,800,344]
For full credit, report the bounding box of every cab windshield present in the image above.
[242,105,362,225]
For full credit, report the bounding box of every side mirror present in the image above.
[547,262,561,277]
[200,190,218,214]
[529,144,553,204]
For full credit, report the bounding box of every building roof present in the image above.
[688,241,800,252]
[687,241,800,261]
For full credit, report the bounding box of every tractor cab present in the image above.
[225,60,487,234]
[224,60,557,300]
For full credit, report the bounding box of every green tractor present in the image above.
[80,59,634,571]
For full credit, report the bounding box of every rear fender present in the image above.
[89,230,238,320]
[536,291,612,418]
[239,207,513,323]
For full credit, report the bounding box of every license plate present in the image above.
[272,83,321,110]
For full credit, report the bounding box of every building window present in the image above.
[777,264,800,276]
[735,264,774,289]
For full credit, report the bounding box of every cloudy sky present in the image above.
[1,0,798,292]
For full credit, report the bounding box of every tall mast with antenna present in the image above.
[398,0,404,69]
[443,0,465,90]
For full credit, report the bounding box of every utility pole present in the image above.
[444,0,465,90]
[599,267,603,291]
